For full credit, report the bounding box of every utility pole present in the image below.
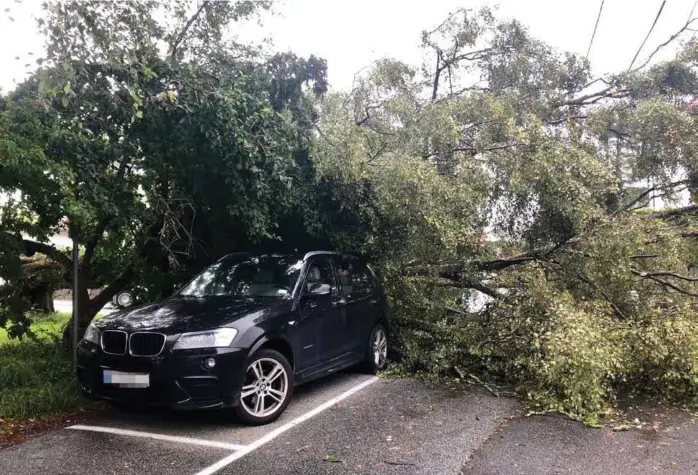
[72,236,79,374]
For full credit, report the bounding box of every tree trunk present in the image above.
[61,266,134,345]
[30,284,56,313]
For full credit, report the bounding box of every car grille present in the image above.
[101,330,128,355]
[129,332,166,357]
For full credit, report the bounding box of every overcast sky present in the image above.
[1,0,697,92]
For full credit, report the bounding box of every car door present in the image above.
[333,256,379,355]
[293,256,344,372]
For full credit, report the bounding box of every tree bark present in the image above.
[61,264,135,344]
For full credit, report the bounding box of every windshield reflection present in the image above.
[179,256,303,298]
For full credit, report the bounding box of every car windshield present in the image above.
[178,256,303,298]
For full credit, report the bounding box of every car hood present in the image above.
[96,296,286,334]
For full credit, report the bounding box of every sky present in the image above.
[1,0,698,92]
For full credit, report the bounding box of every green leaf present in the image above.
[61,96,69,107]
[323,456,342,463]
[136,110,143,119]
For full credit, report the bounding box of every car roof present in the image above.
[217,251,360,263]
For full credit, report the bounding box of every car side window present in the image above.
[335,258,373,300]
[303,257,338,296]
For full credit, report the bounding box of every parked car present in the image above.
[77,251,389,425]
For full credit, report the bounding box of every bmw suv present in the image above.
[77,251,389,425]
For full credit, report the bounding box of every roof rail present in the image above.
[302,250,339,260]
[216,252,252,262]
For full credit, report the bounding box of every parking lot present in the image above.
[0,373,519,475]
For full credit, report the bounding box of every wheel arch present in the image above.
[249,335,295,371]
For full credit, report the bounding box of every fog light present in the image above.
[204,357,216,369]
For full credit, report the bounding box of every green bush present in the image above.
[0,338,87,419]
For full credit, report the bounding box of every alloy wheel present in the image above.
[373,328,388,368]
[240,357,289,418]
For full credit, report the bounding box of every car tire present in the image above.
[234,348,294,426]
[362,323,388,374]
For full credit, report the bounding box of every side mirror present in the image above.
[307,283,332,297]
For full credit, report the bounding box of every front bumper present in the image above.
[77,341,249,409]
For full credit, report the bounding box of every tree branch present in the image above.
[631,268,698,297]
[82,215,113,269]
[631,17,698,72]
[646,204,698,219]
[433,277,501,299]
[631,268,698,282]
[431,50,443,101]
[3,232,72,267]
[169,0,210,60]
[614,180,689,215]
[88,264,135,312]
[547,115,588,125]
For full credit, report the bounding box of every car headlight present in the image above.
[172,328,238,350]
[83,323,100,345]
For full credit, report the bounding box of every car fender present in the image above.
[247,332,296,368]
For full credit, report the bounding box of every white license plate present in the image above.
[103,370,150,388]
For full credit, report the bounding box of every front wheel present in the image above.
[363,324,388,373]
[234,349,293,425]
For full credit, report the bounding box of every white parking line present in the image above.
[67,425,249,451]
[194,376,379,475]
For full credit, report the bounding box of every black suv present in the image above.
[77,252,389,425]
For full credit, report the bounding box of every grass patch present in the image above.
[0,338,91,419]
[0,312,71,345]
[0,313,96,420]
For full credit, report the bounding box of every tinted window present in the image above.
[335,258,373,298]
[179,256,303,298]
[304,257,338,295]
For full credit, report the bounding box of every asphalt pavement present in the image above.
[3,371,698,475]
[0,373,519,475]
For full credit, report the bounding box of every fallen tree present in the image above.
[312,7,698,417]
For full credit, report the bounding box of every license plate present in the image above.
[103,370,150,388]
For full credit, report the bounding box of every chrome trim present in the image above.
[100,330,128,355]
[128,331,167,357]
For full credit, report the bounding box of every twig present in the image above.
[382,460,417,467]
[467,372,499,398]
[169,1,211,60]
[631,269,698,297]
[632,2,698,71]
[630,254,659,259]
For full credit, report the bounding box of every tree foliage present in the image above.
[312,7,698,416]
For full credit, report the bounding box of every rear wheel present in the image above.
[234,349,293,425]
[363,324,388,373]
